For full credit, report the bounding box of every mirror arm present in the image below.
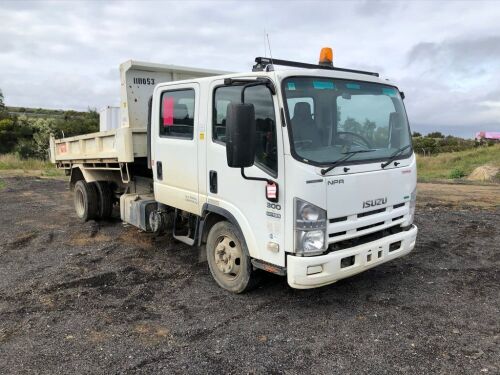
[241,168,279,203]
[224,78,276,103]
[241,81,268,103]
[261,79,276,95]
[240,168,272,184]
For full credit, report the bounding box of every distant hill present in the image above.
[7,106,84,119]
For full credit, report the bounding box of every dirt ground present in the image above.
[0,177,498,374]
[417,182,500,210]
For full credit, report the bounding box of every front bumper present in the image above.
[287,225,418,289]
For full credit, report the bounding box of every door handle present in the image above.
[209,170,217,194]
[157,161,163,180]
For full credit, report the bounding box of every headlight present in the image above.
[303,230,325,251]
[295,198,326,229]
[300,203,320,221]
[294,198,327,255]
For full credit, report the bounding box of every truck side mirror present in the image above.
[226,103,256,168]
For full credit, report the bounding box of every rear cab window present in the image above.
[159,89,195,139]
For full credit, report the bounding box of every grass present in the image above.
[0,179,5,191]
[0,154,64,177]
[417,144,500,182]
[0,154,53,170]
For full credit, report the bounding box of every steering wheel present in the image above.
[336,131,373,149]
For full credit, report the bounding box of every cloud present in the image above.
[0,0,499,135]
[407,36,500,76]
[356,0,404,16]
[400,35,500,131]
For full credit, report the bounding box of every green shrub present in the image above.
[426,131,445,138]
[15,139,37,159]
[448,168,466,179]
[413,136,478,155]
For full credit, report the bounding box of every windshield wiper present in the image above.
[381,144,412,169]
[320,149,376,175]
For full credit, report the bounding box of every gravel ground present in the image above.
[0,176,498,374]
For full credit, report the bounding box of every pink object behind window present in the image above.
[162,97,174,126]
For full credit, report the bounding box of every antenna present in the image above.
[264,29,267,58]
[266,32,274,69]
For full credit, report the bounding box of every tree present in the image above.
[342,117,363,134]
[362,119,376,139]
[426,131,445,138]
[54,109,98,138]
[31,118,57,159]
[373,126,389,147]
[0,89,8,121]
[0,118,17,153]
[412,131,422,137]
[0,89,5,110]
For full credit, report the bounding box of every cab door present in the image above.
[153,83,200,214]
[206,80,285,267]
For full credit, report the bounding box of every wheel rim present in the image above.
[75,188,85,217]
[214,235,242,280]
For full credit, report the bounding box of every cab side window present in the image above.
[213,85,278,175]
[160,89,195,139]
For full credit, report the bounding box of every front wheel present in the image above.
[206,221,258,293]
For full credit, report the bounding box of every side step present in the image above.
[172,209,199,246]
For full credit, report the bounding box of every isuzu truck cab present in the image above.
[50,49,418,293]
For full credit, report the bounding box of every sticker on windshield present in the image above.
[346,83,361,90]
[382,87,397,97]
[313,81,335,90]
[287,82,296,90]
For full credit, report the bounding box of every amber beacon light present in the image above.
[319,47,334,67]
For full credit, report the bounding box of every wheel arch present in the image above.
[69,164,124,191]
[69,166,84,191]
[199,204,246,250]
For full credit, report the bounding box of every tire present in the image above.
[74,180,98,222]
[94,181,113,220]
[206,221,258,293]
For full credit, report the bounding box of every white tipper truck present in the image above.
[50,49,418,293]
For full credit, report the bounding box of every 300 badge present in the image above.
[267,202,281,210]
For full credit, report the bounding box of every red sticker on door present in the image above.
[162,97,174,126]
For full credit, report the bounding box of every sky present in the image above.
[1,0,499,138]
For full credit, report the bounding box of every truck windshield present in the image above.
[283,77,412,166]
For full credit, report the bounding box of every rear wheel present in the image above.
[206,221,257,293]
[74,180,98,222]
[95,181,113,219]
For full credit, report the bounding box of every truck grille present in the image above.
[327,202,409,244]
[328,224,411,253]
